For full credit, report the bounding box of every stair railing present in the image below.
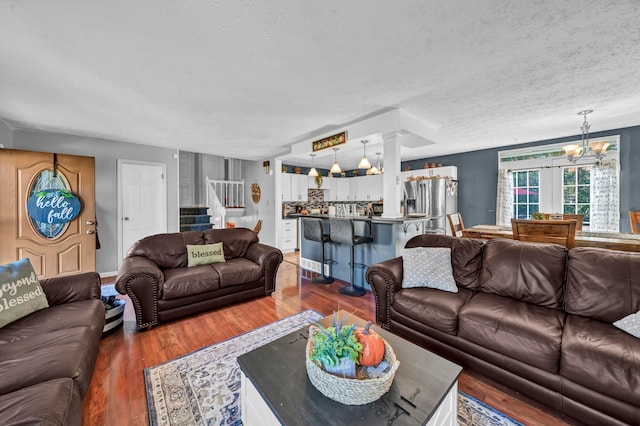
[206,178,245,228]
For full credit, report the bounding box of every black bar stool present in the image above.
[329,218,373,297]
[302,218,334,284]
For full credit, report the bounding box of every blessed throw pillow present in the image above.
[0,258,49,328]
[613,311,640,339]
[186,243,225,267]
[402,247,458,293]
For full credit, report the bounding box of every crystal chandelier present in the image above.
[562,110,609,163]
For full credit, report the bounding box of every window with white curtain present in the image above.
[497,136,620,231]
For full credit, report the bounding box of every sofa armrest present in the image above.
[245,243,283,294]
[115,256,163,329]
[366,257,403,329]
[40,272,102,306]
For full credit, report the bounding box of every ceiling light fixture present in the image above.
[368,152,383,175]
[308,153,318,177]
[563,110,609,163]
[330,148,342,174]
[358,140,371,169]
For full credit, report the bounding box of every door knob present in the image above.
[86,220,95,225]
[123,217,130,221]
[86,230,95,235]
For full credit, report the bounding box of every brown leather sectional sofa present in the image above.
[0,272,105,425]
[367,234,640,426]
[116,228,283,330]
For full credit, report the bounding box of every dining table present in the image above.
[462,224,640,252]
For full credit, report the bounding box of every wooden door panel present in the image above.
[0,149,95,277]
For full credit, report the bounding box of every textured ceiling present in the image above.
[1,1,640,169]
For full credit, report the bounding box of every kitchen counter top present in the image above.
[285,213,438,224]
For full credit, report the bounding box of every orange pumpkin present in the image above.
[355,321,385,366]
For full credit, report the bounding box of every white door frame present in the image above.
[117,159,168,265]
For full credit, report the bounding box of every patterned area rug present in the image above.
[145,310,522,426]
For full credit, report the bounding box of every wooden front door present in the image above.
[0,149,96,277]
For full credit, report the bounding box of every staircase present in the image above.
[180,207,213,232]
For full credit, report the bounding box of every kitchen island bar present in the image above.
[298,214,438,291]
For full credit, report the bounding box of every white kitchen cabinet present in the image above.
[353,175,382,201]
[292,174,309,201]
[280,219,298,252]
[281,173,293,201]
[401,166,457,181]
[330,177,351,201]
[282,174,309,201]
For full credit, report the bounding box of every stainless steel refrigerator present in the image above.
[403,178,458,235]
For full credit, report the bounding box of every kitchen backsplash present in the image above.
[283,189,370,216]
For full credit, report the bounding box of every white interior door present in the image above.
[118,160,167,261]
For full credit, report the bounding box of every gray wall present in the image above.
[402,125,640,233]
[0,119,12,148]
[12,129,179,274]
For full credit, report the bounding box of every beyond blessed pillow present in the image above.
[0,258,50,328]
[402,247,458,293]
[186,243,226,267]
[613,310,640,340]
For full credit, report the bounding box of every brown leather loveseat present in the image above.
[115,228,283,330]
[0,272,105,425]
[367,234,640,425]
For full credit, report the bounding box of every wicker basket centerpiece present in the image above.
[305,319,400,405]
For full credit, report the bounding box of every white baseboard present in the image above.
[99,271,118,279]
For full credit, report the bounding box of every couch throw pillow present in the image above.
[0,258,49,328]
[186,243,226,267]
[402,247,458,293]
[613,310,640,339]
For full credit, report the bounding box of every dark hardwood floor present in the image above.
[85,252,579,425]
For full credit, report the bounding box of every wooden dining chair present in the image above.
[511,219,577,249]
[447,213,465,237]
[630,211,640,234]
[541,213,584,232]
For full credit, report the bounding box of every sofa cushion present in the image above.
[392,287,475,335]
[401,247,457,292]
[212,258,262,288]
[203,228,259,259]
[404,234,484,290]
[0,378,81,426]
[128,231,205,268]
[561,314,640,406]
[0,299,104,345]
[0,327,97,396]
[0,258,50,328]
[479,238,567,309]
[162,266,220,300]
[458,292,566,373]
[186,243,225,267]
[565,247,640,323]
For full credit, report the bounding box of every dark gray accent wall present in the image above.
[402,125,640,233]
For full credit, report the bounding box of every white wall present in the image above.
[242,159,276,247]
[0,119,12,148]
[12,129,179,275]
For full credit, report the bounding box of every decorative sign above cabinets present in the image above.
[312,131,347,152]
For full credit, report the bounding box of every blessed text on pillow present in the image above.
[186,243,226,267]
